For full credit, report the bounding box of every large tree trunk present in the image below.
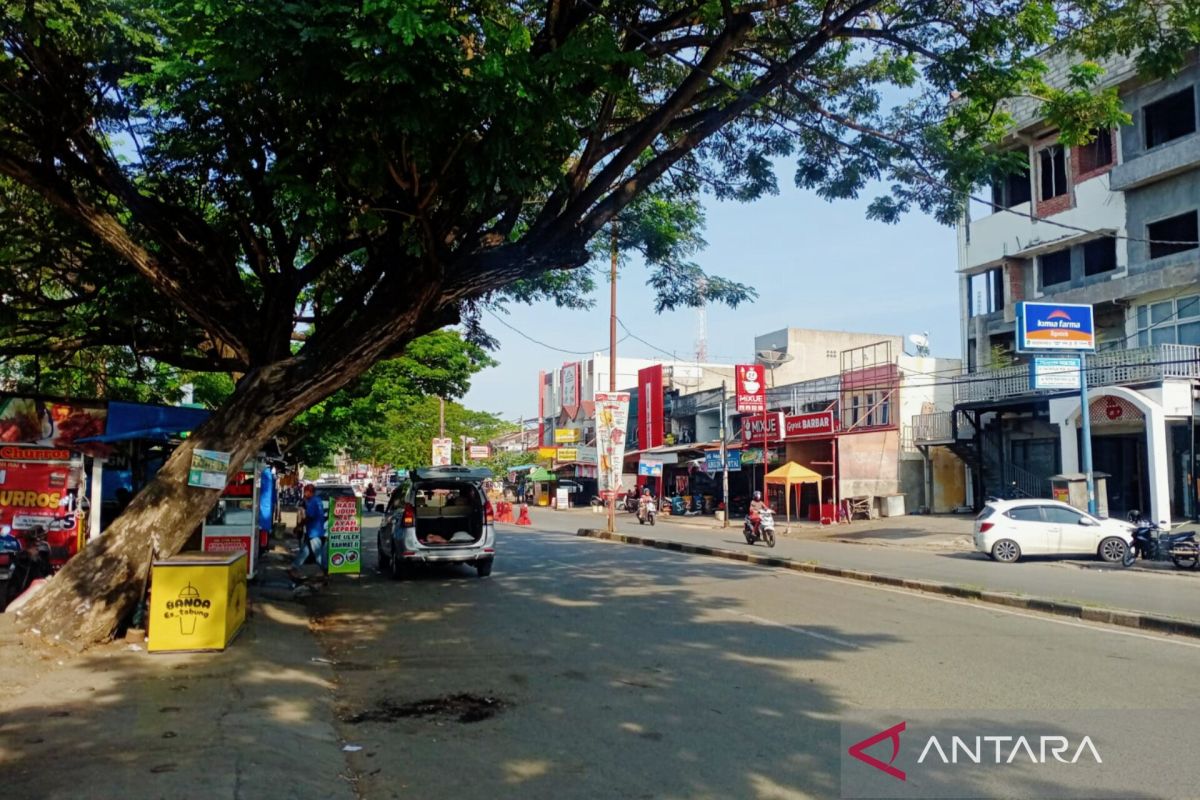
[15,356,373,649]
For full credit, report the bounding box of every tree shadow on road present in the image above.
[309,529,904,800]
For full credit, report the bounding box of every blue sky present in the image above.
[463,167,961,421]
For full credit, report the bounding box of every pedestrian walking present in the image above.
[288,484,326,580]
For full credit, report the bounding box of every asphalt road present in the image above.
[527,508,1200,624]
[312,519,1200,800]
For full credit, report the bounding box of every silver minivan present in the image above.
[377,466,496,578]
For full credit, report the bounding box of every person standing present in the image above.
[288,484,326,580]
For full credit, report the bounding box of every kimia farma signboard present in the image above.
[1015,302,1095,352]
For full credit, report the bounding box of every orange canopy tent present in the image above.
[764,461,823,524]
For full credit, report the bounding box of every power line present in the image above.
[483,307,629,355]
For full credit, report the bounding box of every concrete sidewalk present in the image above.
[526,508,1200,631]
[0,541,355,800]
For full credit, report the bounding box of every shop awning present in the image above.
[528,467,557,482]
[78,400,211,443]
[78,426,193,443]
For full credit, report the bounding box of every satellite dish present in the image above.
[907,332,930,357]
[755,349,795,367]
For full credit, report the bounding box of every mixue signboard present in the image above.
[327,494,362,574]
[735,365,767,413]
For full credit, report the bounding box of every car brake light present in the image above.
[979,522,994,533]
[484,500,494,525]
[402,504,415,527]
[0,553,9,566]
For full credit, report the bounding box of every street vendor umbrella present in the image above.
[764,462,823,525]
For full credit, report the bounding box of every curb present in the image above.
[575,528,1200,640]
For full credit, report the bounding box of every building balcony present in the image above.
[911,411,956,446]
[952,344,1200,406]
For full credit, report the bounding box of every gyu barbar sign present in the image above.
[1016,302,1095,352]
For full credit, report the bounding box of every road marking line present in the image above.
[719,609,858,649]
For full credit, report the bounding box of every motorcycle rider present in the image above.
[747,491,769,535]
[638,487,655,520]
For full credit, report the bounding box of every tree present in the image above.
[2,1,1194,647]
[285,331,494,466]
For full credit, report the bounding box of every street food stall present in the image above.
[148,550,247,653]
[0,396,106,568]
[200,458,265,578]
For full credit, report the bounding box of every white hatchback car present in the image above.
[974,499,1135,563]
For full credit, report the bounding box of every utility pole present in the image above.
[607,221,618,534]
[439,396,445,438]
[720,380,729,528]
[1079,355,1097,516]
[1191,383,1197,521]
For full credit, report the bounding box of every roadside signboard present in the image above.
[431,438,453,466]
[704,450,742,473]
[188,449,231,489]
[537,446,558,459]
[735,364,766,413]
[741,412,785,443]
[556,447,578,462]
[554,428,579,444]
[468,444,490,459]
[1016,302,1095,352]
[638,460,663,477]
[594,392,630,500]
[1030,357,1082,390]
[327,495,362,574]
[783,411,836,439]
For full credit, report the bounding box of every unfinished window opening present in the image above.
[990,156,1031,209]
[1038,145,1068,200]
[1144,89,1196,149]
[1077,129,1114,174]
[1039,250,1071,288]
[1083,236,1117,276]
[1148,211,1199,259]
[968,267,1004,317]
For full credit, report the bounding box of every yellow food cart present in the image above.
[148,551,247,653]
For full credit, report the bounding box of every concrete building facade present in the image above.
[923,49,1200,526]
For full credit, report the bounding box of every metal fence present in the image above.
[953,345,1200,404]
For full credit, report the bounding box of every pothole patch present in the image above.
[342,693,507,725]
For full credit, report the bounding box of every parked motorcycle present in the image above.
[1,526,52,612]
[623,491,640,514]
[637,497,657,526]
[1127,511,1199,570]
[743,507,776,548]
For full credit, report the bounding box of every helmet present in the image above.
[642,487,650,495]
[753,491,762,500]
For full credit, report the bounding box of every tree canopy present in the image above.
[4,0,1194,385]
[286,330,498,466]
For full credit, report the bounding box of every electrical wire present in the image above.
[483,307,630,355]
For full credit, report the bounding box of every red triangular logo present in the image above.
[848,721,906,781]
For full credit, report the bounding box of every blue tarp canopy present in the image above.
[77,400,210,443]
[508,464,536,472]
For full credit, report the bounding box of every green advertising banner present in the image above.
[327,495,362,574]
